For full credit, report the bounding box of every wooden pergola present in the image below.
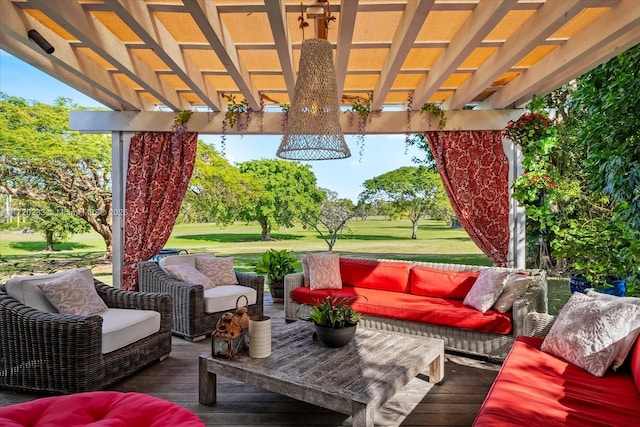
[2,0,639,286]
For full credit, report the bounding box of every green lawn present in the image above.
[0,217,571,314]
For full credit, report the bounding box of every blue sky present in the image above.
[0,50,423,201]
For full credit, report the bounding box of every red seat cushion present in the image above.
[292,285,512,334]
[474,336,640,426]
[0,391,205,427]
[339,258,411,293]
[410,265,479,299]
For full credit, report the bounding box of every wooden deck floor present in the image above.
[0,301,501,426]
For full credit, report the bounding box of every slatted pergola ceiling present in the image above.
[1,0,639,114]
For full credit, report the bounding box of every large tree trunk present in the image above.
[259,218,271,241]
[411,220,418,240]
[45,230,56,251]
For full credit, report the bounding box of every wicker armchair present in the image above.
[138,260,264,341]
[0,280,172,395]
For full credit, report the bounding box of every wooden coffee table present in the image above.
[199,321,444,427]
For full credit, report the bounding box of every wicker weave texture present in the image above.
[138,261,264,341]
[0,280,172,394]
[284,259,548,360]
[277,38,350,161]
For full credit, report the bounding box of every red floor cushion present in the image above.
[474,336,640,426]
[0,391,205,427]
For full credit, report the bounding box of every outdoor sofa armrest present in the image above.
[95,279,172,335]
[235,271,265,309]
[522,312,557,338]
[284,272,304,321]
[511,269,548,337]
[0,290,104,391]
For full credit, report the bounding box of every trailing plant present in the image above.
[279,103,290,133]
[221,94,251,155]
[420,103,446,129]
[170,110,193,153]
[405,92,413,145]
[348,93,375,161]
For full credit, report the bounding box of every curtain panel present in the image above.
[122,131,198,290]
[425,131,509,266]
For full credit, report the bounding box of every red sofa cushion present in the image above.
[291,285,512,334]
[410,265,479,299]
[339,258,411,293]
[0,391,205,427]
[632,338,640,393]
[474,336,640,427]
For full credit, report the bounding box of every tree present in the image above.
[238,159,325,240]
[302,189,356,250]
[23,201,90,251]
[178,141,259,224]
[359,166,448,239]
[0,94,113,258]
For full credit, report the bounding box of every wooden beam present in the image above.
[0,0,149,111]
[412,0,515,109]
[335,0,359,101]
[104,0,221,112]
[183,0,261,111]
[28,0,189,111]
[483,0,640,109]
[264,0,295,103]
[371,0,435,111]
[69,109,523,134]
[444,0,588,110]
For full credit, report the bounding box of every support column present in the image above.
[111,131,132,288]
[503,138,526,269]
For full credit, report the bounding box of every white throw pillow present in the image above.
[584,290,640,370]
[491,273,532,313]
[463,268,509,313]
[307,252,342,290]
[541,292,640,377]
[37,270,108,316]
[165,263,214,289]
[195,256,239,287]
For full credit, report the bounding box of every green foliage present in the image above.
[178,141,259,225]
[254,249,298,285]
[23,201,90,251]
[237,159,325,240]
[420,103,447,129]
[224,94,249,129]
[303,296,362,328]
[404,133,437,169]
[0,93,113,257]
[359,166,451,239]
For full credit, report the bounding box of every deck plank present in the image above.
[0,301,500,426]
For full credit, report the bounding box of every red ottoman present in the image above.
[0,391,205,427]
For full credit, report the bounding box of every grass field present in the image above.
[0,217,570,314]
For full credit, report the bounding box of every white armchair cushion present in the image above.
[5,268,95,313]
[99,308,161,354]
[203,285,257,314]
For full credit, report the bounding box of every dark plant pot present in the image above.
[269,282,284,303]
[569,275,626,297]
[313,324,357,348]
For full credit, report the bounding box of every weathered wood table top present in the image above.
[199,321,444,427]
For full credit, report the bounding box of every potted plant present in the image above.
[298,295,362,347]
[254,249,298,302]
[551,215,634,296]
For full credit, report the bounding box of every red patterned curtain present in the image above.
[425,131,509,266]
[122,131,198,290]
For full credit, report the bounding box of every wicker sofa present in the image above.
[138,256,264,341]
[0,271,172,394]
[285,257,547,360]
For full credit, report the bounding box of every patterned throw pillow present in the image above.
[491,273,532,313]
[463,268,510,313]
[307,252,342,290]
[38,270,108,316]
[195,256,238,287]
[541,292,640,377]
[300,252,333,287]
[165,263,214,289]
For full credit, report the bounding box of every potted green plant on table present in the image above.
[298,296,362,348]
[254,249,298,303]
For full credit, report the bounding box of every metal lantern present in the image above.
[212,312,246,359]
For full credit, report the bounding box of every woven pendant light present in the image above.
[277,38,350,160]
